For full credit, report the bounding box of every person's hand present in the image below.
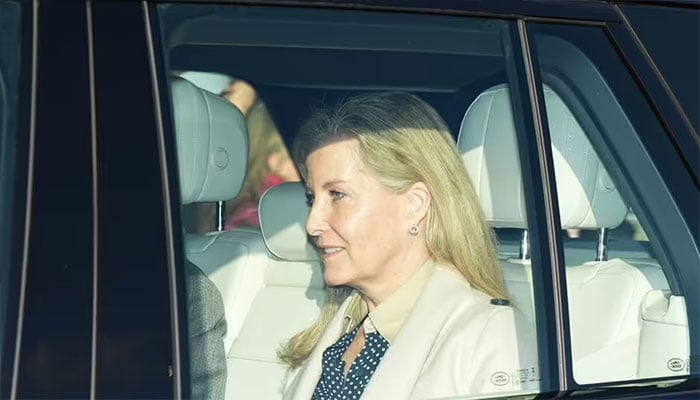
[268,152,301,182]
[224,80,258,116]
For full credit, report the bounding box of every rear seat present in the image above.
[171,76,275,362]
[173,72,325,398]
[457,83,686,383]
[225,182,324,399]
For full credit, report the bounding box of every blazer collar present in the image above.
[284,264,479,400]
[362,265,475,399]
[282,294,354,400]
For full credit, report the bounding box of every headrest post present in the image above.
[519,230,530,260]
[595,227,609,262]
[215,201,226,232]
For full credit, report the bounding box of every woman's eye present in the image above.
[330,190,346,201]
[305,192,314,206]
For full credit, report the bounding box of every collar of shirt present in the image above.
[343,258,436,343]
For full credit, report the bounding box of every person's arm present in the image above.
[186,261,228,400]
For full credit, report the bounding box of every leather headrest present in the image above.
[459,84,528,228]
[259,182,321,262]
[458,83,627,230]
[171,77,248,204]
[179,71,231,95]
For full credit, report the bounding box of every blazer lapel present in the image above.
[361,267,469,400]
[283,294,356,399]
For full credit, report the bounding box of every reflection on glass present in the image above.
[534,27,689,386]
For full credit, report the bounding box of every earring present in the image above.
[409,224,419,235]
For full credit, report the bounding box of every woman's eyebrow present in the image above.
[306,179,350,193]
[321,180,349,189]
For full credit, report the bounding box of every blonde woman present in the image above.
[280,92,538,399]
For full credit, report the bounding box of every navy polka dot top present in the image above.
[311,324,389,400]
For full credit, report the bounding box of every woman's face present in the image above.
[305,139,416,292]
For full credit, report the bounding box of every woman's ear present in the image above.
[407,182,431,222]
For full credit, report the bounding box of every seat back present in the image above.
[225,182,325,399]
[458,83,628,230]
[174,74,327,398]
[172,76,264,356]
[457,83,668,382]
[172,76,248,206]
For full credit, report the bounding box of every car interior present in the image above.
[160,4,690,399]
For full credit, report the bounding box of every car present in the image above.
[0,0,697,399]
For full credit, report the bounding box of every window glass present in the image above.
[530,23,693,387]
[621,4,699,132]
[156,5,542,399]
[0,0,26,393]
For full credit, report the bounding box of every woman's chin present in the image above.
[323,271,351,287]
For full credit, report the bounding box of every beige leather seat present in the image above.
[457,83,681,383]
[172,76,268,360]
[174,73,325,398]
[223,182,325,399]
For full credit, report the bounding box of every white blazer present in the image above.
[283,265,539,400]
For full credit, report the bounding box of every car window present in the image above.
[529,22,695,388]
[621,4,699,133]
[155,4,543,399]
[0,0,27,395]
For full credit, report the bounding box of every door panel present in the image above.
[92,1,175,398]
[15,1,93,397]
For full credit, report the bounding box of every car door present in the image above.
[522,15,698,397]
[4,1,695,399]
[2,1,182,398]
[2,1,96,397]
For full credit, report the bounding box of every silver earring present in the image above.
[409,224,419,235]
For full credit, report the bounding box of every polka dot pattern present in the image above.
[312,325,389,399]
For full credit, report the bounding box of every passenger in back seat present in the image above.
[280,92,538,400]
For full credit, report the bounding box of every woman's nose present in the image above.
[306,200,327,237]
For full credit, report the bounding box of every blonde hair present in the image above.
[226,102,290,211]
[278,92,506,369]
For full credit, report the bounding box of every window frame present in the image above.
[523,18,700,395]
[618,3,700,137]
[10,1,95,398]
[147,1,699,399]
[90,1,180,398]
[155,3,566,398]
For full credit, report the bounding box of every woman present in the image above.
[280,92,538,399]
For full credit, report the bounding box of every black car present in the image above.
[0,0,698,399]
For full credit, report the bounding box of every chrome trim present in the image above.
[216,201,225,232]
[519,230,531,260]
[156,0,621,24]
[11,1,39,396]
[86,1,99,398]
[143,2,182,398]
[595,227,609,262]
